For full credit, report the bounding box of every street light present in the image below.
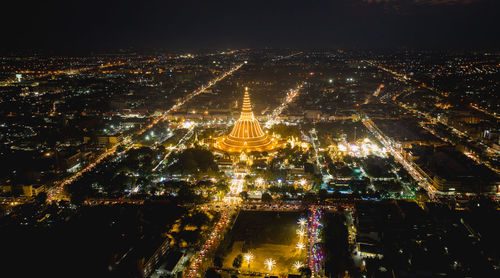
[244,253,254,267]
[255,177,264,187]
[297,229,306,237]
[296,242,305,251]
[299,179,307,187]
[298,218,307,227]
[265,258,276,272]
[293,261,304,270]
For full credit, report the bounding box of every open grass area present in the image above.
[216,211,307,276]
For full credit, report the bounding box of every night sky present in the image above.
[2,0,499,52]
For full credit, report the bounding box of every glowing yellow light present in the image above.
[298,218,307,227]
[182,121,194,129]
[255,177,264,187]
[293,261,304,270]
[338,143,347,152]
[244,253,254,264]
[296,242,305,251]
[297,229,306,237]
[265,258,276,272]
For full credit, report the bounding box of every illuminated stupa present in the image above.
[215,88,279,153]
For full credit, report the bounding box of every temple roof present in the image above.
[214,88,280,153]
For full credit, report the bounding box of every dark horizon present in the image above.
[2,0,499,54]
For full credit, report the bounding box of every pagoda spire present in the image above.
[240,87,254,119]
[214,87,281,153]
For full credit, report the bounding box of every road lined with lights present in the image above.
[1,61,129,87]
[265,82,306,128]
[367,61,500,186]
[362,118,437,198]
[47,62,245,200]
[470,103,500,120]
[367,61,448,98]
[152,122,197,172]
[271,51,303,62]
[309,129,332,188]
[370,60,500,159]
[308,207,324,277]
[184,207,236,278]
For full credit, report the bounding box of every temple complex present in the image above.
[215,88,280,153]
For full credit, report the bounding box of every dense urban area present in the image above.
[0,49,499,278]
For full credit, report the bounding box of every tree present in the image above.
[177,187,198,204]
[244,174,254,185]
[186,211,210,228]
[205,268,221,278]
[177,230,199,245]
[304,163,315,174]
[35,192,47,204]
[213,256,223,268]
[318,189,328,203]
[232,254,243,269]
[108,171,131,194]
[168,147,218,175]
[415,188,429,202]
[261,192,273,203]
[156,144,166,154]
[215,183,229,194]
[299,266,312,278]
[239,191,249,200]
[69,191,86,206]
[116,144,125,153]
[302,193,317,206]
[249,151,262,158]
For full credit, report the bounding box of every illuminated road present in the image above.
[0,61,128,87]
[367,61,500,175]
[47,62,245,200]
[369,60,499,153]
[420,122,500,174]
[366,61,447,98]
[307,207,324,277]
[470,103,500,120]
[177,202,352,277]
[152,122,197,172]
[184,206,236,278]
[271,51,303,62]
[264,81,306,128]
[362,118,437,198]
[309,129,332,188]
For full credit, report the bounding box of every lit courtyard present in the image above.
[216,211,307,276]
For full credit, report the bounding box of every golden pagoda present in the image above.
[215,88,280,153]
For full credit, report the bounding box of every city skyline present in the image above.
[0,1,499,277]
[1,0,500,53]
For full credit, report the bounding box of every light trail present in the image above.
[152,123,197,172]
[369,60,491,148]
[366,60,448,98]
[264,81,306,128]
[1,61,128,87]
[368,61,500,174]
[135,62,245,138]
[470,103,500,120]
[309,129,332,188]
[47,62,245,200]
[271,51,303,62]
[184,207,235,278]
[362,118,437,198]
[308,207,324,277]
